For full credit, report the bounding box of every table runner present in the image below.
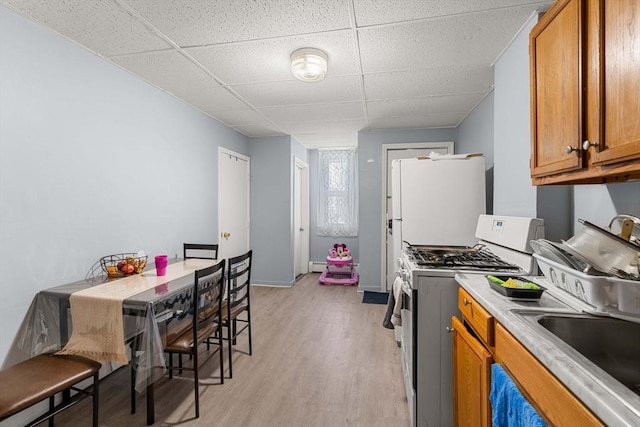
[56,259,217,364]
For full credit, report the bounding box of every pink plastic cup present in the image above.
[155,255,168,276]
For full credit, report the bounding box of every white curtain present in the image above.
[317,149,358,237]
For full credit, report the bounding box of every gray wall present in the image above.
[249,136,296,287]
[573,183,640,231]
[493,13,540,219]
[248,136,309,287]
[457,91,496,214]
[291,136,308,164]
[492,11,573,242]
[0,7,249,365]
[356,128,458,292]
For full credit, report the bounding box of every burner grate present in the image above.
[407,246,520,271]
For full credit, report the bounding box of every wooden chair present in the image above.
[183,243,218,260]
[164,260,225,419]
[222,250,253,379]
[0,353,101,427]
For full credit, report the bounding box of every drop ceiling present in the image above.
[1,0,552,148]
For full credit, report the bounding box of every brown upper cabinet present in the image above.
[529,0,640,185]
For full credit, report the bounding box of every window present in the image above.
[317,149,358,237]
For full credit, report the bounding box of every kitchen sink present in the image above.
[515,311,640,396]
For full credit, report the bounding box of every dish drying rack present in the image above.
[534,254,640,318]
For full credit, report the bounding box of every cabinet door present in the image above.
[587,0,640,166]
[530,0,585,178]
[452,316,492,427]
[494,323,604,426]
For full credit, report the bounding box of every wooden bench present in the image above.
[0,353,101,427]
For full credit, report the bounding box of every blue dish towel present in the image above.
[490,363,547,427]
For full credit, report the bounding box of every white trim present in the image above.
[219,146,250,162]
[294,157,310,276]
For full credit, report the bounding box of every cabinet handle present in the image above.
[564,145,581,154]
[446,327,454,333]
[463,298,471,306]
[582,140,598,151]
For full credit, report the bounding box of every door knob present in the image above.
[222,232,231,239]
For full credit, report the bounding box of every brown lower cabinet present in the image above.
[452,287,604,427]
[452,316,492,427]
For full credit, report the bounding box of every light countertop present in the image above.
[455,273,640,427]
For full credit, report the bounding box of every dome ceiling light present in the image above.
[290,48,328,82]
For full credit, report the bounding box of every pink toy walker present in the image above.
[319,243,359,286]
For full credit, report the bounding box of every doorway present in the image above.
[382,142,454,291]
[218,147,250,260]
[294,158,310,279]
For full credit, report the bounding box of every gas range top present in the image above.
[405,244,521,271]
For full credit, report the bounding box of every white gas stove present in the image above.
[400,215,545,283]
[397,215,545,427]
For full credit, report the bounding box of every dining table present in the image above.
[6,257,220,425]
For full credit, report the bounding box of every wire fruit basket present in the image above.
[100,253,148,277]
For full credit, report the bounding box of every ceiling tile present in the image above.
[367,93,486,120]
[353,0,552,26]
[5,0,171,55]
[279,118,366,135]
[297,132,358,148]
[208,109,272,127]
[231,76,363,107]
[358,6,542,73]
[368,114,461,130]
[364,65,493,100]
[258,102,365,123]
[233,123,285,137]
[112,50,218,95]
[126,0,352,46]
[185,30,359,85]
[178,85,249,112]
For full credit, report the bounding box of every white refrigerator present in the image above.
[391,154,486,257]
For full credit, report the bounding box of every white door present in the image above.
[294,159,310,278]
[383,142,454,291]
[218,148,250,260]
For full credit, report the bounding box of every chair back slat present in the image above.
[226,250,252,308]
[184,243,219,260]
[222,250,253,380]
[193,261,225,339]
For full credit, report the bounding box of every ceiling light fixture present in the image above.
[291,48,328,82]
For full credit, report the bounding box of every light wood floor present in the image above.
[48,273,410,427]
